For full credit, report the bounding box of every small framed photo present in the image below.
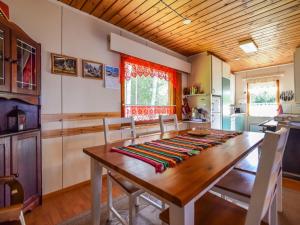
[105,65,120,89]
[51,53,78,76]
[82,60,103,80]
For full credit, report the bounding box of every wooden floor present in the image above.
[24,177,300,225]
[25,177,123,225]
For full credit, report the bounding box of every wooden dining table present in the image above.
[83,130,264,225]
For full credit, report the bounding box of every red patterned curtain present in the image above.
[120,54,177,121]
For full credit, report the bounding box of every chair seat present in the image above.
[108,173,141,194]
[234,147,259,174]
[215,169,255,198]
[159,193,268,225]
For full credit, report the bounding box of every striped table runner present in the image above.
[111,130,241,173]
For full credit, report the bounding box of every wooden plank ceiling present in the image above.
[59,0,300,72]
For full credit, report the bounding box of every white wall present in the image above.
[234,63,300,130]
[4,0,188,194]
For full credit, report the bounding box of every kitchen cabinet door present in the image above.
[0,21,11,92]
[11,131,41,211]
[11,30,41,96]
[211,55,222,96]
[0,137,10,207]
[222,62,231,77]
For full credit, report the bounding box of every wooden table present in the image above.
[83,130,264,225]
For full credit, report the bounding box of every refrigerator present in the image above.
[211,95,222,129]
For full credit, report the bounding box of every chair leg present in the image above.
[276,170,283,212]
[107,175,113,221]
[19,211,26,225]
[270,194,278,225]
[128,195,136,225]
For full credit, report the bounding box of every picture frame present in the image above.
[104,65,120,89]
[82,59,103,80]
[51,53,78,76]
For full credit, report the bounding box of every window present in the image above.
[121,55,177,121]
[248,80,279,117]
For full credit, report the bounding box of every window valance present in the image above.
[120,54,177,87]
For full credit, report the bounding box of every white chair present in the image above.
[103,117,164,225]
[160,127,289,225]
[159,114,179,134]
[213,126,289,213]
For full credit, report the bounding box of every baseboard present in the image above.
[43,174,108,200]
[283,177,300,192]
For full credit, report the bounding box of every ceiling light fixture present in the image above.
[239,39,258,53]
[160,0,192,25]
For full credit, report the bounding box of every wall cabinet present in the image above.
[190,53,229,96]
[0,16,41,96]
[211,55,222,95]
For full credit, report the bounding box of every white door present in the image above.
[211,112,221,129]
[212,55,222,95]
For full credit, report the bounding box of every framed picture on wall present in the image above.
[82,60,103,80]
[104,65,120,89]
[51,53,78,76]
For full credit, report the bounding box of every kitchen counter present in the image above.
[182,120,210,124]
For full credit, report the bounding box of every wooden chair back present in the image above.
[0,176,25,224]
[159,114,179,134]
[103,117,136,144]
[245,127,289,225]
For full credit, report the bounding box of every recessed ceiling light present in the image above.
[234,57,240,61]
[239,39,258,53]
[183,19,192,25]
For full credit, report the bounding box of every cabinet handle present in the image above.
[12,172,19,178]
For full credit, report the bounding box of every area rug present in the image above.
[58,194,162,225]
[58,188,300,225]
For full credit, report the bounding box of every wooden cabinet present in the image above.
[11,131,41,211]
[0,21,11,92]
[0,16,41,96]
[211,55,222,96]
[0,17,41,211]
[222,61,231,77]
[0,137,10,207]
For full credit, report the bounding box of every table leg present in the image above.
[91,158,103,225]
[169,201,194,225]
